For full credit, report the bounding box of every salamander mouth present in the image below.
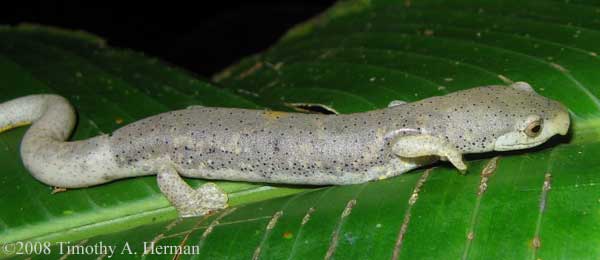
[494,139,547,151]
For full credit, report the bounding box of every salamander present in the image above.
[0,82,570,216]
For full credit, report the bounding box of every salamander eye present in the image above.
[525,119,543,137]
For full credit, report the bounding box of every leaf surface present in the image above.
[2,0,600,259]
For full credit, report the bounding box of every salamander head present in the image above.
[417,82,570,153]
[491,82,570,151]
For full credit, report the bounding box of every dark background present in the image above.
[1,1,335,77]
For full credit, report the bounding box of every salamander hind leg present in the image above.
[156,165,228,217]
[392,135,467,172]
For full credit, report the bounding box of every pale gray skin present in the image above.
[0,82,570,217]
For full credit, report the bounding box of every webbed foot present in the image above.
[157,166,228,217]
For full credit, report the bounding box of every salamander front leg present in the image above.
[392,135,467,172]
[157,166,228,217]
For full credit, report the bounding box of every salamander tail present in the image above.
[0,95,123,188]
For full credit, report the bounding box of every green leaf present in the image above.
[2,0,600,259]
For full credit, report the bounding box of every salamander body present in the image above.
[0,82,570,216]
